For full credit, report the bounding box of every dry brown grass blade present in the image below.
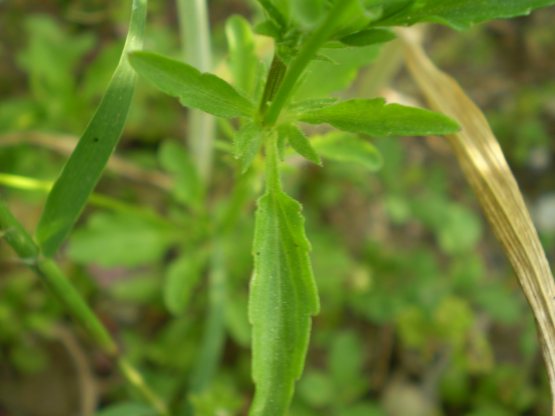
[398,28,555,413]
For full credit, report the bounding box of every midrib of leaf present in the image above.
[36,0,147,256]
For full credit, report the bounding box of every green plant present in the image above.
[1,1,555,415]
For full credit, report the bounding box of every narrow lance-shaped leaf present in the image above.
[400,29,555,411]
[249,140,319,415]
[234,122,264,173]
[298,98,460,137]
[339,28,396,47]
[279,124,321,165]
[378,0,555,30]
[36,0,148,256]
[129,51,255,118]
[312,131,383,171]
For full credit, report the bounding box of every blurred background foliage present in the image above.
[1,1,555,415]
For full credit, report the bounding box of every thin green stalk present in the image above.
[1,199,117,354]
[0,173,171,227]
[264,134,282,193]
[118,358,169,416]
[36,258,118,355]
[258,54,287,115]
[177,0,215,182]
[263,1,354,126]
[0,199,168,415]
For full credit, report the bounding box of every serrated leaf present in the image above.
[233,122,264,172]
[164,254,205,316]
[340,28,396,46]
[249,190,319,416]
[129,51,255,118]
[289,98,339,113]
[226,15,259,97]
[35,0,147,256]
[312,131,383,171]
[299,98,460,137]
[378,0,555,30]
[279,124,321,165]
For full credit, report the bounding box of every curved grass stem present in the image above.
[0,198,169,415]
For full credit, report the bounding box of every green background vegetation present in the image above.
[1,1,555,415]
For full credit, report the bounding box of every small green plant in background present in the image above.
[1,0,555,415]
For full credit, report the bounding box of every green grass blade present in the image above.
[36,0,148,256]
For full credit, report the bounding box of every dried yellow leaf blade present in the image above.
[399,29,555,412]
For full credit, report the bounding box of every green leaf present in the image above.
[158,140,203,209]
[298,98,460,137]
[298,371,334,407]
[35,0,147,256]
[164,253,205,316]
[256,0,288,28]
[378,0,555,30]
[233,122,264,172]
[293,45,380,100]
[108,275,160,304]
[339,28,396,46]
[68,213,174,267]
[329,331,367,401]
[226,15,259,97]
[129,51,255,118]
[279,124,321,165]
[312,131,383,171]
[95,403,156,416]
[253,19,282,39]
[328,0,382,39]
[250,189,319,416]
[292,0,326,27]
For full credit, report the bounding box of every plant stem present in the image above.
[258,53,287,115]
[263,1,353,126]
[177,0,215,182]
[118,358,170,416]
[0,199,168,415]
[264,134,282,193]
